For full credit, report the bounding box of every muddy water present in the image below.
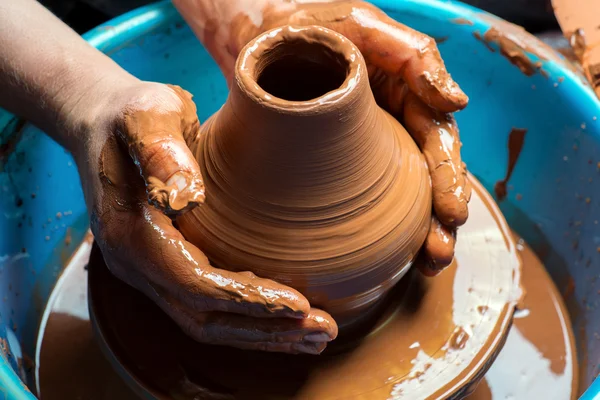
[35,231,577,399]
[34,235,135,399]
[467,234,578,399]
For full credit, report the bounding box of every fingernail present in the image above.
[294,343,324,355]
[420,267,442,277]
[303,332,331,343]
[166,172,206,206]
[166,171,189,192]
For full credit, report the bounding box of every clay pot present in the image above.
[178,25,432,329]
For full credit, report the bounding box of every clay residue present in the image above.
[476,27,546,76]
[0,337,10,360]
[495,128,527,201]
[451,18,474,26]
[569,29,587,61]
[536,31,581,67]
[449,326,470,350]
[563,276,576,299]
[146,170,206,214]
[558,46,580,63]
[472,13,574,78]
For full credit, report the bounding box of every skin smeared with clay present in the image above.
[419,216,457,276]
[403,93,471,227]
[115,85,206,214]
[174,0,471,275]
[92,85,338,355]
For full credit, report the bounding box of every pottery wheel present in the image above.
[88,177,522,400]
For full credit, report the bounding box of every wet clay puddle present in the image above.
[34,228,577,399]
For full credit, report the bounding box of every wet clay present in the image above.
[552,0,600,97]
[494,128,527,202]
[88,175,522,399]
[451,18,474,26]
[176,26,432,329]
[474,28,547,77]
[100,84,205,214]
[472,15,569,78]
[34,233,136,399]
[467,233,578,399]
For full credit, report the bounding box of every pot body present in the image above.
[177,26,431,328]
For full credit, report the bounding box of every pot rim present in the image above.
[235,25,366,114]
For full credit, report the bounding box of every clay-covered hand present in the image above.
[174,0,471,275]
[75,81,337,354]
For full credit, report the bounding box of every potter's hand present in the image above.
[82,82,337,354]
[81,82,337,355]
[173,0,471,274]
[0,0,335,353]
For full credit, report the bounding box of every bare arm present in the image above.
[0,0,134,150]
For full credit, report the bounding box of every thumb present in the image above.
[118,84,205,214]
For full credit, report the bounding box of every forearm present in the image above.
[172,0,339,79]
[0,0,136,151]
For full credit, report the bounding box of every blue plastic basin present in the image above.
[1,1,599,398]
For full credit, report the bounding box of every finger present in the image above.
[320,4,468,112]
[367,65,410,116]
[403,93,469,227]
[126,204,311,319]
[463,162,473,202]
[117,84,205,214]
[161,299,337,354]
[225,341,328,355]
[418,215,456,276]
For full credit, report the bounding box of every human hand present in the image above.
[174,0,471,275]
[72,80,337,354]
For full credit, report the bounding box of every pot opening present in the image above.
[256,40,349,101]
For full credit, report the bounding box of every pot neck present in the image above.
[205,25,397,209]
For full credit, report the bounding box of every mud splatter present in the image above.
[451,18,474,26]
[495,128,527,201]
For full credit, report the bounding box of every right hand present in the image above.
[72,79,337,354]
[174,0,471,276]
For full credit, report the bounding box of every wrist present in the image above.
[57,67,139,155]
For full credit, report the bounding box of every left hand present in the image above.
[175,0,472,275]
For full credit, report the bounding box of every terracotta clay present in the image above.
[494,128,527,202]
[177,25,432,329]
